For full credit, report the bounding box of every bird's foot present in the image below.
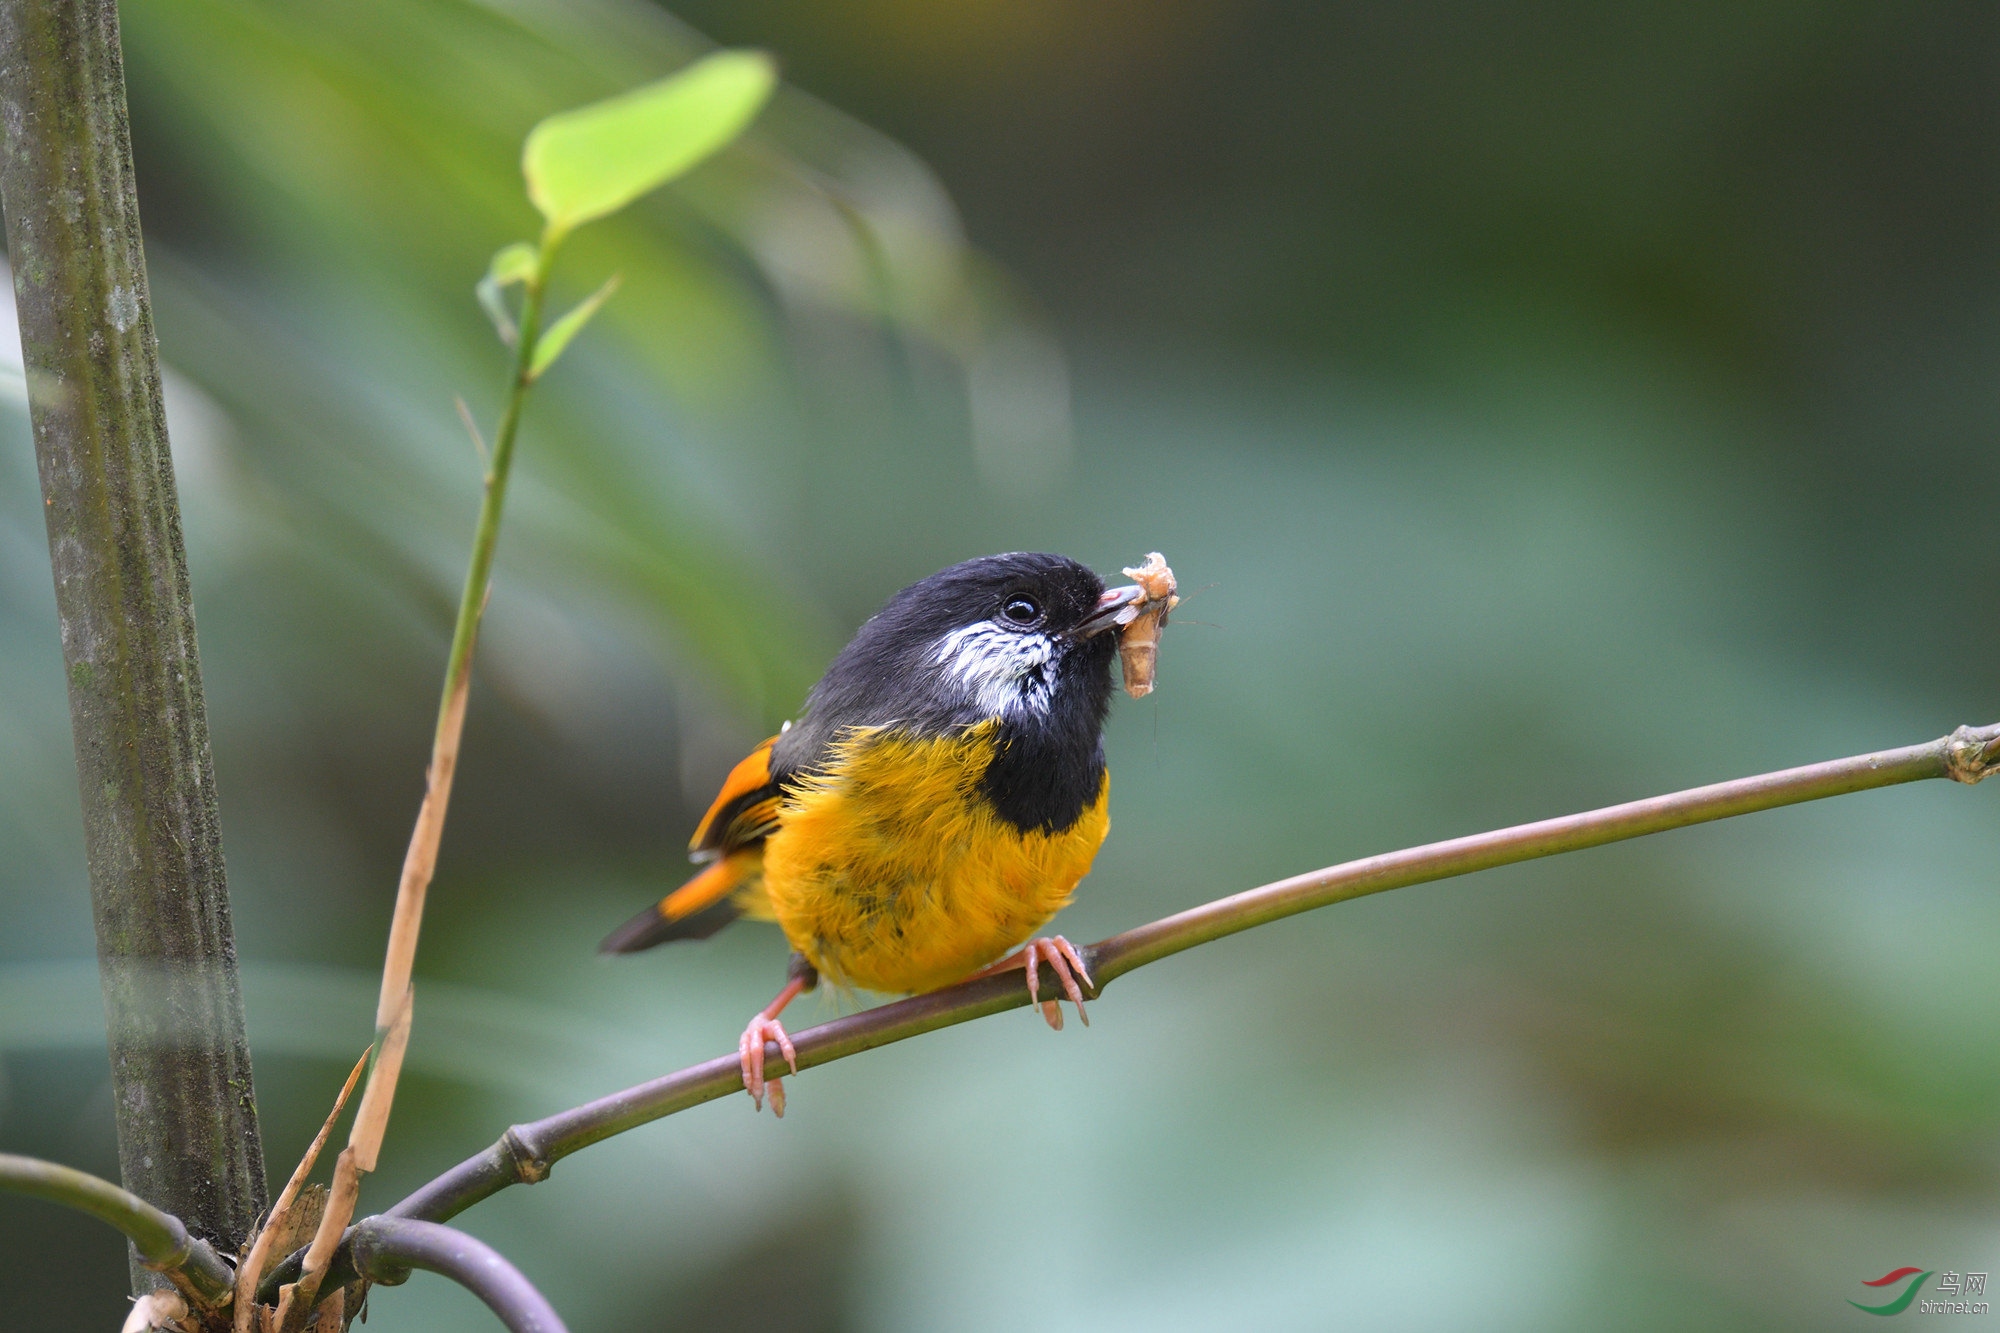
[738,1012,798,1116]
[998,935,1093,1031]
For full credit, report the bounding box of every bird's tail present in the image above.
[599,850,768,954]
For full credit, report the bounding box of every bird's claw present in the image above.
[1023,935,1093,1030]
[738,1013,798,1116]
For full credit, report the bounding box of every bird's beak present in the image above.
[1073,584,1146,638]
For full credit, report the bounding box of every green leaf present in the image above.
[488,242,539,286]
[476,242,540,346]
[528,273,622,380]
[523,50,777,236]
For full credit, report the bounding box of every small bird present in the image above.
[601,552,1148,1114]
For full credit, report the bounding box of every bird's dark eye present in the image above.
[1001,594,1042,626]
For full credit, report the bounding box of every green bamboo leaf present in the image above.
[488,242,539,286]
[528,273,622,381]
[523,50,777,237]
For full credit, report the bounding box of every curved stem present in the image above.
[349,1217,566,1333]
[259,722,2000,1300]
[0,1154,235,1306]
[370,232,556,1052]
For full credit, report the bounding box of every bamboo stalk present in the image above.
[0,0,266,1285]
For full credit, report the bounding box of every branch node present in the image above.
[500,1127,550,1184]
[347,1227,413,1287]
[137,1227,194,1275]
[1945,724,2000,784]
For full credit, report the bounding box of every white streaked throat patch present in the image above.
[931,623,1060,718]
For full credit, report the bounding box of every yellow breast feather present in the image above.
[762,720,1110,995]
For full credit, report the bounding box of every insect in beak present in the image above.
[1072,584,1146,638]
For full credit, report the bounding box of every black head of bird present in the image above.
[775,551,1138,834]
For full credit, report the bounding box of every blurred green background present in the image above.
[3,1,1997,1328]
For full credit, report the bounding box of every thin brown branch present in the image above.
[281,996,409,1331]
[255,721,1999,1302]
[282,237,557,1333]
[453,395,490,474]
[377,689,467,1038]
[1092,720,2000,980]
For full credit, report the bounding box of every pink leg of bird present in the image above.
[978,935,1094,1031]
[739,972,810,1117]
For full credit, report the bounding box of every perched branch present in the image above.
[0,1154,234,1307]
[258,721,1999,1298]
[0,0,266,1277]
[1092,720,2000,980]
[347,1218,566,1333]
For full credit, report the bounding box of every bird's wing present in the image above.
[688,734,784,861]
[599,736,786,955]
[600,850,767,953]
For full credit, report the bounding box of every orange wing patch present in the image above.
[658,851,759,921]
[598,847,771,953]
[690,735,780,859]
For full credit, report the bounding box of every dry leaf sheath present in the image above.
[234,1051,368,1333]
